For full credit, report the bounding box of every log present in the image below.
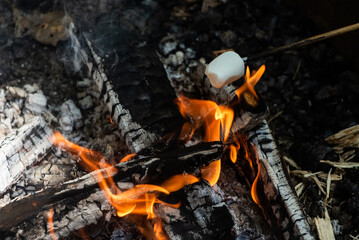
[163,181,236,240]
[0,116,53,195]
[84,13,184,153]
[11,190,113,240]
[0,141,223,230]
[247,120,314,240]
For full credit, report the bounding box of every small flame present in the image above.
[154,219,166,240]
[47,208,57,240]
[250,145,262,209]
[229,145,238,163]
[235,65,265,102]
[176,96,234,186]
[120,153,136,163]
[52,132,198,239]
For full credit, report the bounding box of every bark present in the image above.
[84,14,183,153]
[248,120,314,240]
[0,116,53,195]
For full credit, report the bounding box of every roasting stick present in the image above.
[242,22,359,62]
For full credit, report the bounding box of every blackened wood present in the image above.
[247,120,314,240]
[218,161,271,238]
[0,116,53,195]
[0,141,223,230]
[163,181,236,240]
[11,190,112,240]
[84,15,183,153]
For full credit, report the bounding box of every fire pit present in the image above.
[1,0,358,239]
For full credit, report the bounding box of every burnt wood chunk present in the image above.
[0,116,53,195]
[85,15,183,153]
[0,141,223,230]
[164,181,235,240]
[247,121,314,240]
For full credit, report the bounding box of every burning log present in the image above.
[0,141,223,231]
[84,13,183,153]
[163,181,235,240]
[0,116,53,195]
[247,120,314,240]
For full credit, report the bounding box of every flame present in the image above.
[47,208,57,240]
[176,96,234,186]
[154,218,166,240]
[235,65,265,102]
[250,145,262,209]
[52,132,198,239]
[120,153,136,163]
[229,145,238,163]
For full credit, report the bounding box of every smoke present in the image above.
[56,14,91,76]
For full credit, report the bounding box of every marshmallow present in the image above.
[205,51,245,88]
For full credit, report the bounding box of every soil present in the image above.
[0,0,358,239]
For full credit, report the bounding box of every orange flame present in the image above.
[235,65,265,101]
[176,96,234,186]
[120,153,136,163]
[154,218,166,240]
[229,145,238,163]
[47,208,57,240]
[52,132,199,239]
[250,145,262,209]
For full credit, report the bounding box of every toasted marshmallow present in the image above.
[205,51,245,88]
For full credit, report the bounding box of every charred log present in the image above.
[0,116,53,195]
[0,141,223,230]
[84,14,183,153]
[247,121,314,240]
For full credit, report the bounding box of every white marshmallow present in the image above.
[205,51,245,88]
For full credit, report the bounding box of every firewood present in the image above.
[0,116,53,195]
[0,141,223,230]
[83,14,183,153]
[247,120,314,240]
[163,181,236,240]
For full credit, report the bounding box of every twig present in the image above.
[244,22,359,61]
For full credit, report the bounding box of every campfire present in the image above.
[1,1,359,240]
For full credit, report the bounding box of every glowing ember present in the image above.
[47,208,57,240]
